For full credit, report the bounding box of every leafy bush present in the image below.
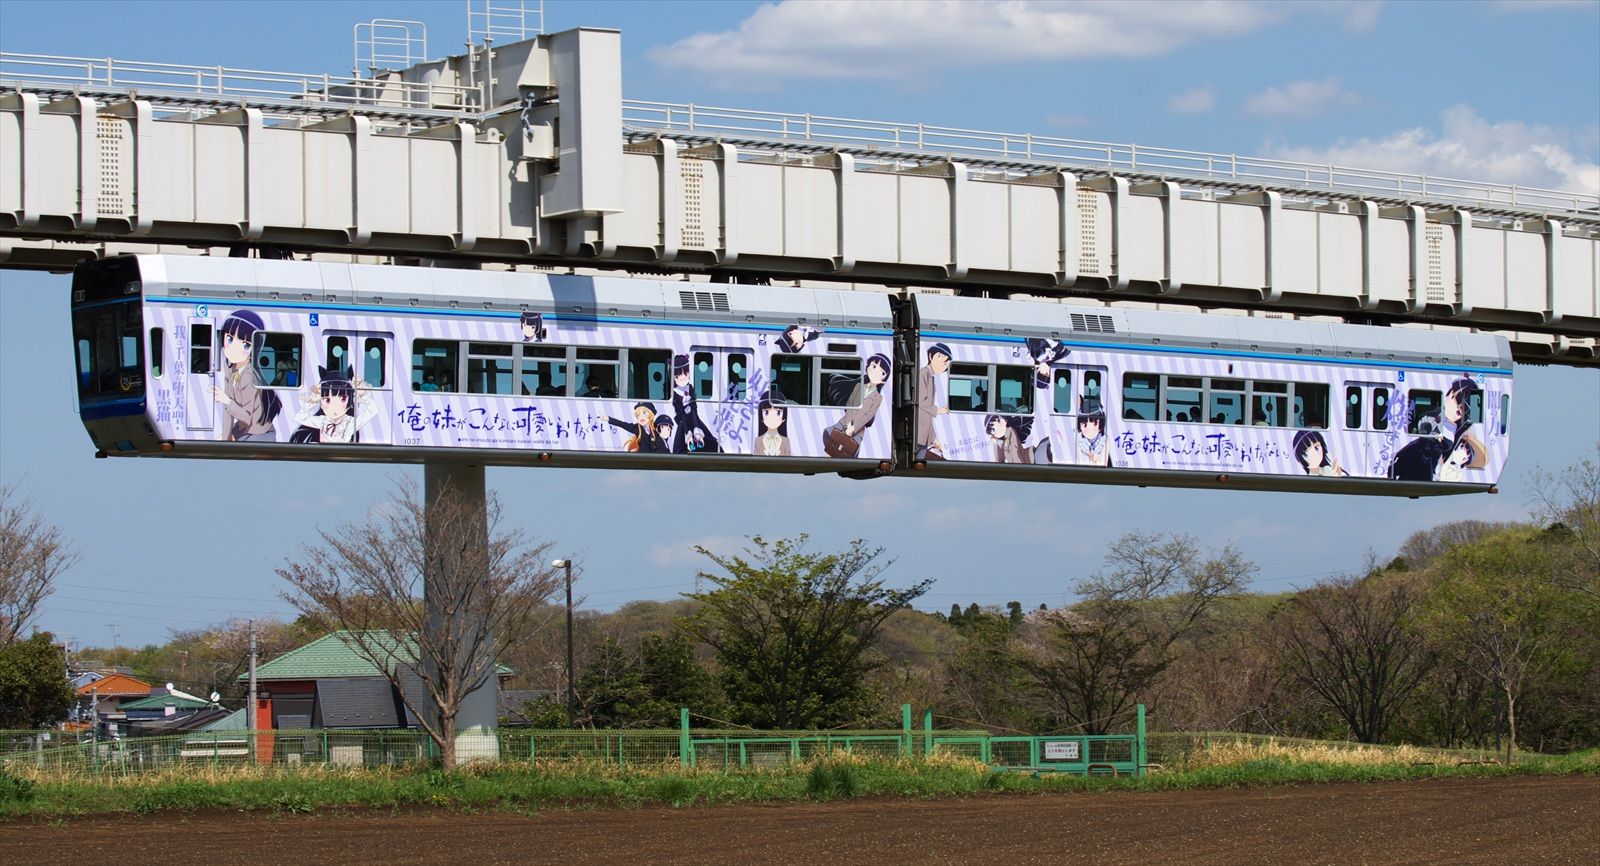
[0,769,36,803]
[804,762,859,800]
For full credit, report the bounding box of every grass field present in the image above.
[3,741,1595,818]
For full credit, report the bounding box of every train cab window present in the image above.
[190,323,214,375]
[466,342,514,395]
[1407,390,1441,434]
[1165,376,1202,423]
[1209,378,1244,425]
[1295,383,1328,429]
[256,332,302,388]
[1251,381,1288,427]
[1052,369,1073,414]
[574,347,619,399]
[363,339,387,388]
[412,340,459,392]
[149,328,164,379]
[327,336,350,374]
[520,345,567,397]
[771,355,813,405]
[949,364,990,412]
[819,357,862,407]
[692,352,716,400]
[995,366,1032,414]
[1372,387,1390,431]
[627,349,670,400]
[1122,373,1159,421]
[1344,386,1363,429]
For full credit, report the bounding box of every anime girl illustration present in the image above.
[211,309,282,441]
[915,343,952,460]
[602,402,670,453]
[520,312,547,343]
[289,364,379,444]
[1076,399,1110,467]
[1435,438,1479,482]
[653,414,678,453]
[756,396,792,457]
[1291,430,1348,477]
[1389,378,1487,481]
[1024,338,1070,389]
[670,354,720,453]
[773,324,822,354]
[824,353,891,459]
[985,414,1034,464]
[1440,377,1487,471]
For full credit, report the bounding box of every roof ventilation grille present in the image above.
[679,290,732,313]
[1070,313,1115,334]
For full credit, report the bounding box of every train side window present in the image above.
[256,332,301,388]
[1122,373,1159,421]
[692,352,716,401]
[627,349,670,400]
[574,347,619,399]
[190,323,213,375]
[326,336,349,374]
[819,356,862,407]
[1165,376,1203,423]
[1052,369,1073,414]
[519,345,566,397]
[363,339,387,388]
[1294,383,1328,429]
[1372,387,1389,431]
[1500,393,1510,435]
[412,339,458,392]
[771,354,813,405]
[1344,386,1363,429]
[949,363,990,412]
[995,365,1032,414]
[1461,387,1483,424]
[149,328,164,379]
[466,342,514,395]
[1209,378,1245,425]
[1251,381,1289,427]
[1407,390,1441,434]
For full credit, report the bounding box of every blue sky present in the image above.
[2,0,1597,648]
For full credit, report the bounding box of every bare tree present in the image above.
[1020,532,1254,734]
[0,485,79,648]
[277,479,559,771]
[1274,572,1435,743]
[1528,443,1600,601]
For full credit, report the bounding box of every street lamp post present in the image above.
[552,559,575,726]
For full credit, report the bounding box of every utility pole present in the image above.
[551,559,575,727]
[106,623,120,651]
[247,619,259,753]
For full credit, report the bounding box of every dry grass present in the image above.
[1180,738,1496,770]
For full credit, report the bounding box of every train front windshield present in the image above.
[71,258,146,403]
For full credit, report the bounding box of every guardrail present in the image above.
[0,51,477,114]
[622,100,1600,221]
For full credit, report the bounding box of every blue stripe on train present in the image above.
[80,395,145,420]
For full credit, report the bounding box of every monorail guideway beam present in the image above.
[2,27,1598,366]
[421,461,500,757]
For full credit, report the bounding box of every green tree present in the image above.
[684,536,931,729]
[0,632,72,728]
[639,632,721,721]
[574,637,654,728]
[942,616,1032,731]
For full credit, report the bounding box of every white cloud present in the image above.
[1489,0,1598,11]
[1265,104,1600,194]
[1244,76,1362,118]
[1167,85,1216,115]
[648,534,746,568]
[648,0,1294,88]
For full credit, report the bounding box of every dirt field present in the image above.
[3,775,1596,866]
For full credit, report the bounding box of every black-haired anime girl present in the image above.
[756,396,792,457]
[823,353,890,459]
[1024,338,1070,389]
[602,402,670,453]
[774,324,821,354]
[520,312,547,343]
[290,364,378,444]
[985,414,1034,464]
[1076,399,1110,467]
[1291,430,1347,477]
[1390,379,1487,481]
[212,309,282,441]
[670,354,720,453]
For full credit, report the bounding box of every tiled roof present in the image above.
[245,631,511,681]
[75,673,152,697]
[120,693,212,710]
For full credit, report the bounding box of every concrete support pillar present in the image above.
[422,462,500,762]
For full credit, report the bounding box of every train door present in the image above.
[690,346,754,452]
[1041,364,1108,465]
[1341,382,1394,475]
[185,314,215,432]
[322,331,394,445]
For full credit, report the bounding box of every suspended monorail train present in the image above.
[71,255,1513,496]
